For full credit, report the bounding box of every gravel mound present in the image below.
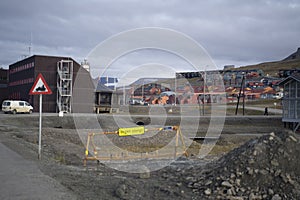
[112,131,300,200]
[183,131,300,199]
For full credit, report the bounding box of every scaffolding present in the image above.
[57,60,73,113]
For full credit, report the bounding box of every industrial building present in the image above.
[0,68,8,104]
[8,55,93,113]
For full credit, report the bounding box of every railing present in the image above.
[57,82,72,96]
[56,99,71,113]
[57,70,72,80]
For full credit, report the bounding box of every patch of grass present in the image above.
[54,153,66,164]
[209,143,240,155]
[237,59,300,77]
[227,99,282,106]
[187,142,241,157]
[245,99,281,106]
[120,146,164,153]
[226,108,264,115]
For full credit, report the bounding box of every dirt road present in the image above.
[0,142,77,200]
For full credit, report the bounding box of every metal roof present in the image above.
[95,81,113,92]
[277,73,300,85]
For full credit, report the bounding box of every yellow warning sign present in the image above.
[118,126,145,136]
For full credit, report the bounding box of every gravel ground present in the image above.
[0,114,292,200]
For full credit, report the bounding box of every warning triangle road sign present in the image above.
[29,73,53,95]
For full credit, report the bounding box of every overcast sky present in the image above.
[1,0,299,76]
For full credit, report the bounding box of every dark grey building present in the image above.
[0,68,8,104]
[8,55,93,113]
[278,73,300,131]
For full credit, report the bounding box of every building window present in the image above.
[100,94,111,105]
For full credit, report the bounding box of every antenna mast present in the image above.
[28,32,32,56]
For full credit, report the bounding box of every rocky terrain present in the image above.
[106,130,300,200]
[164,131,300,199]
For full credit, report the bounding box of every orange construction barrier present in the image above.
[83,126,187,166]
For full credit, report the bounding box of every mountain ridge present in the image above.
[233,47,300,76]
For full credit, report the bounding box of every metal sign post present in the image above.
[29,73,52,160]
[38,94,42,159]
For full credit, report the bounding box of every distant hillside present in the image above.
[232,48,300,77]
[283,47,300,61]
[238,59,300,77]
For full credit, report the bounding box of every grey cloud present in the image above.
[0,0,299,70]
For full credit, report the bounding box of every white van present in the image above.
[2,100,33,114]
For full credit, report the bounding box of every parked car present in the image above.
[273,92,283,100]
[2,100,33,114]
[129,97,148,105]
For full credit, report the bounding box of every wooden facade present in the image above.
[95,82,113,113]
[278,74,300,131]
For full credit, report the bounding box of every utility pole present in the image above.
[235,74,245,115]
[202,69,206,116]
[174,73,177,106]
[242,74,245,115]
